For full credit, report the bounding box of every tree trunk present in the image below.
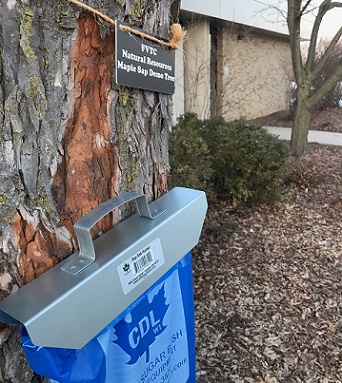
[290,90,312,156]
[0,0,179,381]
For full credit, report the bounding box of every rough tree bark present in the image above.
[0,0,180,381]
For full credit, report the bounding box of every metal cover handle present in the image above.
[62,192,165,275]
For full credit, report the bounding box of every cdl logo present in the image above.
[114,285,169,364]
[128,310,163,348]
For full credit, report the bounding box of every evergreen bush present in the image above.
[217,119,289,207]
[168,114,289,208]
[168,113,214,194]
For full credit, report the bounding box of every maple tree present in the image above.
[0,0,179,381]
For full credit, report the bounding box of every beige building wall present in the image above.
[173,41,185,124]
[218,28,292,121]
[183,20,211,120]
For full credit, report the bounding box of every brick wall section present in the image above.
[218,28,293,121]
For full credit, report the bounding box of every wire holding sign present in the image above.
[67,0,185,49]
[119,23,185,50]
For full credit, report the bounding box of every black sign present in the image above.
[115,21,175,94]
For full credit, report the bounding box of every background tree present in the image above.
[0,0,179,381]
[287,0,342,155]
[311,38,342,109]
[291,38,342,111]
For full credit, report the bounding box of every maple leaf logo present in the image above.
[113,284,169,364]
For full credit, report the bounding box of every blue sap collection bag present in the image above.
[21,252,196,383]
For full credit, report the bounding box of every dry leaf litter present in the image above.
[193,111,342,383]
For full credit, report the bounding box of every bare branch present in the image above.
[254,0,288,20]
[287,0,304,81]
[299,0,314,17]
[308,58,342,108]
[312,26,342,82]
[306,0,331,72]
[307,0,342,74]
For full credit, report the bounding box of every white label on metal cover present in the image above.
[118,238,165,295]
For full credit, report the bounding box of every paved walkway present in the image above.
[264,126,342,146]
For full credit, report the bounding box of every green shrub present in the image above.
[217,119,289,207]
[168,114,289,208]
[199,115,229,154]
[168,113,214,194]
[199,115,231,193]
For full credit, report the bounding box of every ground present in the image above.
[193,108,342,382]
